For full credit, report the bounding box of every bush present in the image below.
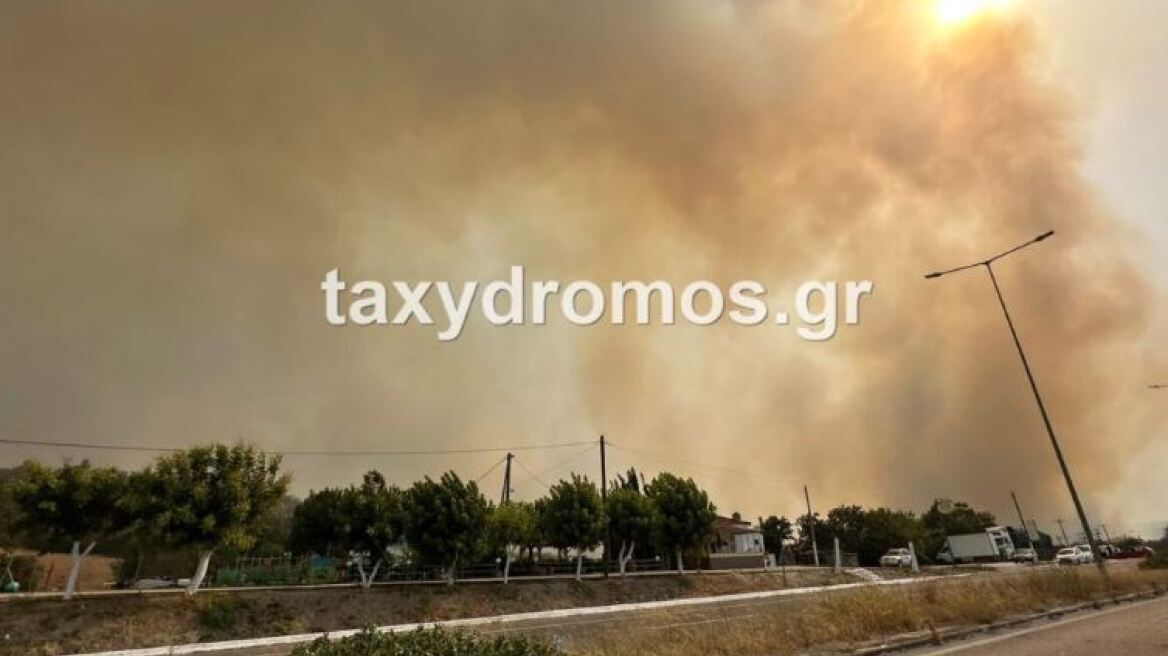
[292,627,563,656]
[196,597,251,639]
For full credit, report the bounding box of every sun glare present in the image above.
[935,0,1010,25]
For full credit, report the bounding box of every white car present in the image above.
[1055,545,1094,565]
[880,548,913,567]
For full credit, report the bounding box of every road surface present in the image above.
[907,595,1168,655]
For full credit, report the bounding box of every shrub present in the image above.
[292,627,563,656]
[196,597,251,639]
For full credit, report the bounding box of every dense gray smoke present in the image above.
[1,1,1163,531]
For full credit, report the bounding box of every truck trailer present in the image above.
[936,526,1015,563]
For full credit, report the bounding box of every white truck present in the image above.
[936,526,1015,563]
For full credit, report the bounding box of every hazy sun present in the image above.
[935,0,1010,25]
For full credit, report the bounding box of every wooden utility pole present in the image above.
[1010,491,1034,549]
[501,452,513,504]
[600,435,609,576]
[804,485,819,566]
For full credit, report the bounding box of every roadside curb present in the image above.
[849,585,1167,655]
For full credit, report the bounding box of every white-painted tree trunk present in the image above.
[618,541,635,576]
[63,540,96,600]
[503,551,512,584]
[356,559,382,589]
[575,550,583,581]
[675,547,684,574]
[187,550,214,596]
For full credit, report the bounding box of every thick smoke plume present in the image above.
[1,1,1163,529]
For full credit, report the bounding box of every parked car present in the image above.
[1012,547,1038,564]
[1055,545,1094,565]
[1109,545,1155,560]
[131,577,180,590]
[880,548,913,567]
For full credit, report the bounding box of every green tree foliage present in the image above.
[541,474,605,580]
[290,488,349,558]
[133,443,290,595]
[795,511,827,563]
[611,467,645,493]
[605,487,655,575]
[341,471,404,588]
[403,472,488,585]
[13,460,128,599]
[486,501,536,583]
[819,505,926,566]
[250,494,299,557]
[760,515,793,558]
[0,464,34,549]
[645,473,715,572]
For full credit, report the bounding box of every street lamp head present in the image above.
[1034,230,1055,242]
[924,272,942,279]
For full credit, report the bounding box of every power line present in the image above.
[512,457,549,489]
[606,441,800,484]
[534,444,597,479]
[474,456,507,484]
[0,437,595,457]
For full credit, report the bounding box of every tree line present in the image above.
[290,468,716,586]
[3,441,1077,600]
[0,445,719,597]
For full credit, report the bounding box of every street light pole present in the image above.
[926,231,1105,572]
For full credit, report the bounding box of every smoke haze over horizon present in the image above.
[1,0,1165,536]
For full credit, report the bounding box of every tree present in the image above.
[605,487,655,575]
[0,464,34,549]
[645,473,715,573]
[403,472,488,585]
[612,467,645,493]
[340,471,404,588]
[542,474,605,581]
[133,443,289,595]
[250,494,299,557]
[13,461,128,600]
[820,505,926,566]
[796,511,827,563]
[760,515,793,558]
[289,487,349,558]
[486,501,536,583]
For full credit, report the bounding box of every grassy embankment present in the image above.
[0,569,849,655]
[563,566,1168,656]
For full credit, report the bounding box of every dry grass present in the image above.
[0,569,851,655]
[562,567,1168,656]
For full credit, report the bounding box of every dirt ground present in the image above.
[0,569,854,655]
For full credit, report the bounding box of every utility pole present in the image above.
[1057,518,1070,546]
[600,435,609,577]
[804,485,819,567]
[926,231,1105,573]
[501,452,513,504]
[1010,491,1034,549]
[1099,524,1112,543]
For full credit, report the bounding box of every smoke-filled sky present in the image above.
[1,0,1165,538]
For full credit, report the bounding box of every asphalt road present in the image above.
[907,595,1168,656]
